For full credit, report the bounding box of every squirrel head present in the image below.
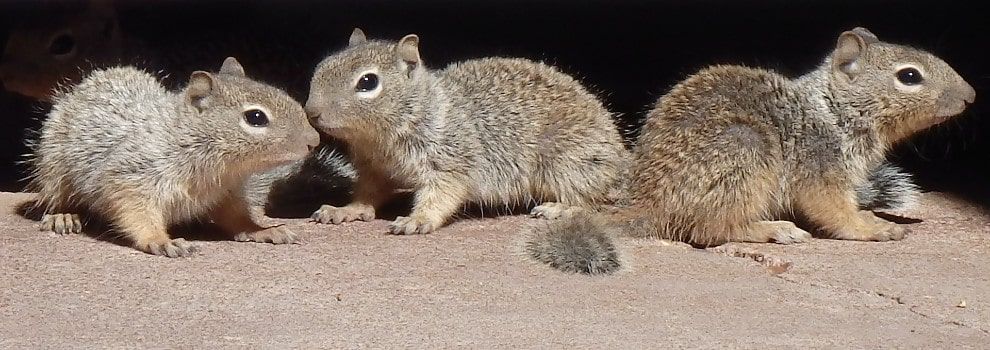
[182,57,320,173]
[826,27,975,145]
[0,0,122,101]
[305,28,429,144]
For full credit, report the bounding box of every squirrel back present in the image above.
[527,27,974,274]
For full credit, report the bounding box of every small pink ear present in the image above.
[219,57,245,77]
[186,71,215,110]
[350,28,367,45]
[850,27,880,45]
[832,30,870,78]
[396,34,421,65]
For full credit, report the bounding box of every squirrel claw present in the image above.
[138,238,198,258]
[234,225,299,244]
[389,216,438,235]
[311,204,375,224]
[40,213,83,235]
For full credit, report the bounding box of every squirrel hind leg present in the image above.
[525,213,621,275]
[112,201,197,257]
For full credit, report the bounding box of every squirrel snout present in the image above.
[304,105,322,121]
[303,126,320,151]
[960,83,977,104]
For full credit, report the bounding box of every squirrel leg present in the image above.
[114,201,196,257]
[311,174,390,225]
[736,220,812,244]
[389,176,469,235]
[794,184,908,241]
[212,196,298,244]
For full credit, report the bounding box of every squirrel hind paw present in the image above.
[525,214,621,275]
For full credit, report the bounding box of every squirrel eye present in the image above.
[896,67,923,85]
[355,73,379,92]
[49,34,75,56]
[243,109,269,127]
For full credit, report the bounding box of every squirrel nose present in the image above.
[960,83,976,104]
[304,105,322,121]
[304,127,320,151]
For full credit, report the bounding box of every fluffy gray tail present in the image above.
[855,162,919,211]
[245,140,356,217]
[525,213,621,275]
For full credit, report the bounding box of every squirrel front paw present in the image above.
[834,212,909,242]
[866,222,909,241]
[311,204,375,224]
[529,202,583,220]
[135,237,198,258]
[40,213,83,235]
[389,215,441,235]
[233,225,299,244]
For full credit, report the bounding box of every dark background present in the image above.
[1,0,987,204]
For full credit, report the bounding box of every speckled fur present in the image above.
[26,58,320,256]
[306,29,630,234]
[530,27,975,274]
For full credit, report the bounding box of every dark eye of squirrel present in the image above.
[49,34,75,56]
[243,109,269,127]
[896,67,923,85]
[355,73,379,92]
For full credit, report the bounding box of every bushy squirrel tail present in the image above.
[855,162,919,211]
[525,212,622,275]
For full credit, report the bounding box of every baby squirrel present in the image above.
[27,57,320,257]
[305,28,630,234]
[527,27,975,274]
[0,0,123,101]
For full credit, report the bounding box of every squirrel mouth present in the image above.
[935,99,969,119]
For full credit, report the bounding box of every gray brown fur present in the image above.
[26,57,320,256]
[529,27,975,274]
[305,29,630,234]
[525,213,621,275]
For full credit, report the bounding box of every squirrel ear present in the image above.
[186,71,215,111]
[349,28,367,46]
[832,28,872,79]
[850,27,880,45]
[396,34,421,66]
[86,0,116,17]
[219,57,245,77]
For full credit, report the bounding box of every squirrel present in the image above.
[304,28,631,234]
[26,57,320,257]
[526,27,976,274]
[0,0,123,101]
[0,0,321,102]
